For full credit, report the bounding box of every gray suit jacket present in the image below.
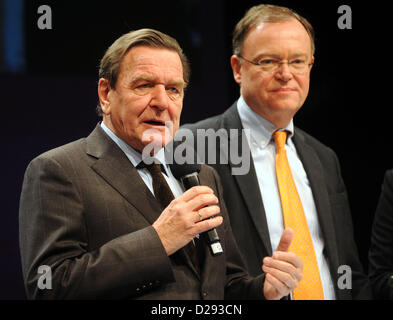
[184,102,372,300]
[19,124,264,299]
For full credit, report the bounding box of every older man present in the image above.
[184,4,371,299]
[19,28,301,300]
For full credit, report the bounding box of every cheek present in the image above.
[169,103,183,123]
[251,78,270,102]
[242,73,263,92]
[247,71,269,91]
[303,79,310,94]
[297,78,310,101]
[121,96,148,122]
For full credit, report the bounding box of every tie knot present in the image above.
[145,163,162,176]
[273,130,288,151]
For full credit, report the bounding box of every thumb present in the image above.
[275,228,294,252]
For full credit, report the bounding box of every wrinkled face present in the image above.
[98,46,185,152]
[231,19,314,128]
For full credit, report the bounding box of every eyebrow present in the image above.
[129,74,156,85]
[253,52,309,60]
[168,80,187,89]
[129,75,186,88]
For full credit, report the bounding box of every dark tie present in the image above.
[145,163,203,274]
[146,163,174,208]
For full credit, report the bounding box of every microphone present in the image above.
[169,160,224,257]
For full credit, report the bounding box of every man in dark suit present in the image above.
[184,4,371,299]
[19,28,302,299]
[369,169,393,299]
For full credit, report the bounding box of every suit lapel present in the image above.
[85,125,162,225]
[292,131,340,273]
[222,104,273,255]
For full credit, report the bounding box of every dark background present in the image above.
[1,0,391,299]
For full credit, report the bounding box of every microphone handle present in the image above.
[202,228,223,256]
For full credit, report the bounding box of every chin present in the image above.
[271,101,301,112]
[142,134,165,145]
[140,138,166,156]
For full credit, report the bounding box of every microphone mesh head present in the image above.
[166,138,201,179]
[170,162,201,179]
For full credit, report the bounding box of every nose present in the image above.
[150,84,169,111]
[274,62,293,82]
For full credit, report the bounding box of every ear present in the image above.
[230,55,242,85]
[97,78,112,115]
[309,56,315,72]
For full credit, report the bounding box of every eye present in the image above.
[167,86,183,96]
[258,59,276,65]
[137,83,152,89]
[132,82,154,96]
[290,59,306,65]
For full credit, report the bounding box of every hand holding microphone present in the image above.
[152,140,224,257]
[169,162,224,256]
[152,184,223,256]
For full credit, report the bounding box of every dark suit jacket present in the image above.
[19,124,265,300]
[183,102,372,300]
[369,169,393,299]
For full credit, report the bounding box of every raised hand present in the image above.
[262,228,303,300]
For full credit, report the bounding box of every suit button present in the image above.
[202,291,208,297]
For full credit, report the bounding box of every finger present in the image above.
[193,215,223,235]
[264,273,289,299]
[178,186,214,203]
[195,205,220,223]
[263,256,302,282]
[187,193,219,212]
[271,251,304,272]
[262,265,297,291]
[275,228,294,252]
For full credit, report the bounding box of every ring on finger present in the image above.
[197,210,203,221]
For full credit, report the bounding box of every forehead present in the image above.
[119,46,184,82]
[243,19,312,56]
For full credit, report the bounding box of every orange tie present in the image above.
[273,130,324,300]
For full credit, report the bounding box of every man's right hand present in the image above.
[152,186,223,256]
[262,228,303,300]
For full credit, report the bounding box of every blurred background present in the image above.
[1,0,390,299]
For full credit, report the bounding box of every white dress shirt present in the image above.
[237,96,336,299]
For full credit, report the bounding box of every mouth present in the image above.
[271,87,296,93]
[143,119,166,126]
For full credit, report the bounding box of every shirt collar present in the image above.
[237,96,294,148]
[100,121,169,175]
